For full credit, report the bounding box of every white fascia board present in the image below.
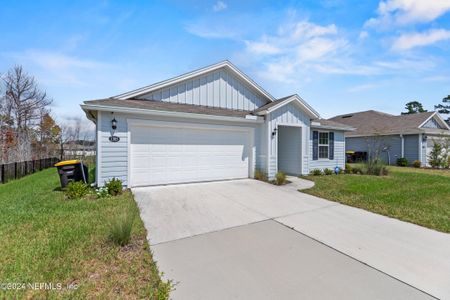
[80,104,264,124]
[264,95,320,119]
[114,60,275,102]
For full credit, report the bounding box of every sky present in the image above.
[1,0,450,133]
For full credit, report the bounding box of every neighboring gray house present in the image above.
[329,110,450,166]
[81,61,352,187]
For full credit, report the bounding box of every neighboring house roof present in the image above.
[83,98,255,118]
[254,94,320,119]
[114,60,275,103]
[329,110,450,137]
[311,119,355,131]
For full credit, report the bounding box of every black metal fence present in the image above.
[0,157,59,184]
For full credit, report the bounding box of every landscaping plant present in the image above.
[109,205,137,246]
[275,171,287,185]
[323,168,333,175]
[65,181,90,200]
[254,169,268,181]
[311,169,323,176]
[106,178,123,196]
[396,157,408,167]
[96,186,110,198]
[344,163,353,174]
[412,160,421,168]
[363,158,389,176]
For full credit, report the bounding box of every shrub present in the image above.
[109,205,136,246]
[323,168,333,175]
[363,158,389,176]
[254,169,268,181]
[351,167,362,175]
[275,171,287,185]
[412,160,421,168]
[310,169,323,176]
[96,187,110,199]
[428,142,447,168]
[65,181,90,200]
[106,178,123,196]
[396,157,408,167]
[344,163,353,174]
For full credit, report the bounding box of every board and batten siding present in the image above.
[137,68,268,111]
[97,111,263,187]
[309,130,345,171]
[403,134,420,164]
[268,102,311,178]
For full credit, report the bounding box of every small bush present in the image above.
[311,169,323,176]
[109,205,136,246]
[96,187,110,199]
[363,159,389,176]
[254,169,268,181]
[412,160,421,168]
[65,181,90,200]
[323,168,333,175]
[351,167,362,174]
[344,163,352,174]
[106,178,123,196]
[396,157,408,167]
[275,171,287,185]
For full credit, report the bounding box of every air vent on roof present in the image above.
[341,115,353,118]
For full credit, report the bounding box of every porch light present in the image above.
[111,117,117,130]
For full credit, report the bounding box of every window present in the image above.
[318,132,329,159]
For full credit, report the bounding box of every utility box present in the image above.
[54,160,88,188]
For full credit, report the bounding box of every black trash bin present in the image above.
[54,160,88,188]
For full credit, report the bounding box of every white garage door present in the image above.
[129,121,251,187]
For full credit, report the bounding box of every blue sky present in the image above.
[1,0,450,131]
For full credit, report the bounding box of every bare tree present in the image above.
[0,65,53,162]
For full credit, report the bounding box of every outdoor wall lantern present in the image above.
[272,128,277,137]
[111,117,117,130]
[422,135,428,142]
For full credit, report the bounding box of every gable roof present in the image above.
[114,60,275,102]
[311,119,355,131]
[254,94,320,119]
[329,110,449,137]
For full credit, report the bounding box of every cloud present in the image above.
[359,31,369,39]
[365,0,450,28]
[213,1,227,12]
[347,83,378,93]
[392,29,450,50]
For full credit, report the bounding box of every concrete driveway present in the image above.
[133,179,449,299]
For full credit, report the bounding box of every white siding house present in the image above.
[82,61,352,187]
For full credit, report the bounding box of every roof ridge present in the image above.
[331,109,394,119]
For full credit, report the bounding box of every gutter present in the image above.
[80,104,265,124]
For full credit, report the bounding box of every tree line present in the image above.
[402,96,450,121]
[0,65,92,164]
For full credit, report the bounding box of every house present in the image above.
[81,61,352,187]
[329,110,450,166]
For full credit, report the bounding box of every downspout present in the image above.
[400,134,404,158]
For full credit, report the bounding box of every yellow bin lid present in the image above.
[54,160,81,167]
[346,151,355,154]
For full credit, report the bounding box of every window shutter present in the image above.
[313,131,318,160]
[329,132,335,160]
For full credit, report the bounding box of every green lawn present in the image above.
[0,168,170,299]
[303,166,450,233]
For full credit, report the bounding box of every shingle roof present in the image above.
[83,98,251,118]
[329,110,436,136]
[253,95,295,113]
[311,119,354,131]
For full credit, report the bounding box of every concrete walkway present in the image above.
[133,179,450,299]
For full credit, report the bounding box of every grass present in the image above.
[303,166,450,233]
[0,168,171,299]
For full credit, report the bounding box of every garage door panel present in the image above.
[130,123,250,186]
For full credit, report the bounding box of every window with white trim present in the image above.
[318,132,329,159]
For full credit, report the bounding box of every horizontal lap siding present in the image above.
[99,112,128,186]
[268,103,310,178]
[309,131,345,171]
[137,69,267,110]
[346,135,402,165]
